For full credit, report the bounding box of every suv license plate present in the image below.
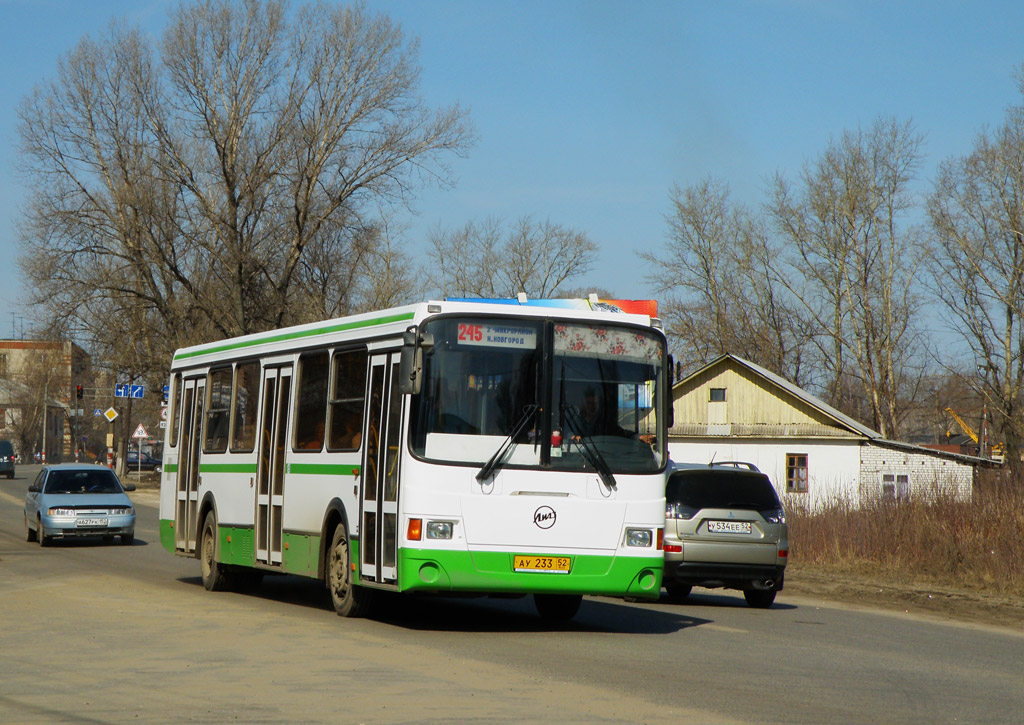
[76,518,108,527]
[708,520,751,534]
[513,555,571,573]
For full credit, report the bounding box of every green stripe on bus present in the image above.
[160,519,175,552]
[164,463,178,473]
[288,463,360,476]
[198,463,259,473]
[397,549,663,597]
[173,311,415,361]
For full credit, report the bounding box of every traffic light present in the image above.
[76,384,83,399]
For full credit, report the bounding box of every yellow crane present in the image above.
[944,407,1004,461]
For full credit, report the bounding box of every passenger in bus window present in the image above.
[571,387,629,439]
[298,419,325,450]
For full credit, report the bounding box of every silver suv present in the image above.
[663,462,788,608]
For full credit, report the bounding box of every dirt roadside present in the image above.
[782,562,1024,630]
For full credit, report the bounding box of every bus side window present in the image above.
[204,367,232,453]
[231,360,259,452]
[295,351,329,451]
[169,372,182,447]
[328,349,367,450]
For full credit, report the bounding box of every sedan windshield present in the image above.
[45,470,123,494]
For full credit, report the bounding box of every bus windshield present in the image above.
[409,316,665,473]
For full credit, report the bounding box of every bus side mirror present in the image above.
[399,329,434,395]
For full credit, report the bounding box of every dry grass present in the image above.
[785,470,1024,599]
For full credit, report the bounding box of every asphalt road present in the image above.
[2,464,1022,723]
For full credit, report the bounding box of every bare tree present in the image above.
[17,0,473,366]
[426,216,598,299]
[640,178,812,382]
[767,117,926,437]
[928,95,1024,474]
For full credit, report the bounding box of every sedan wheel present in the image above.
[37,517,50,547]
[25,514,37,542]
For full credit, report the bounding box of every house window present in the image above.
[881,474,910,502]
[709,388,726,402]
[0,406,5,429]
[786,454,808,493]
[0,353,7,377]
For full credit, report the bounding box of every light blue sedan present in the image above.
[24,464,137,546]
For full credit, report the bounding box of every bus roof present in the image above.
[170,297,661,368]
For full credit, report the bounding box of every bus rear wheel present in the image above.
[327,522,372,618]
[534,593,582,621]
[200,511,231,591]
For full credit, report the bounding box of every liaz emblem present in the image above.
[533,505,556,529]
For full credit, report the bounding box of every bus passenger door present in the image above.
[361,352,402,584]
[174,377,204,554]
[256,365,292,567]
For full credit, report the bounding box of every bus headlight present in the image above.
[625,528,653,547]
[426,520,454,540]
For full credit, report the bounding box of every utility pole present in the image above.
[980,405,989,459]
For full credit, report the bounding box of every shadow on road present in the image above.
[649,590,797,612]
[32,535,148,547]
[177,572,714,634]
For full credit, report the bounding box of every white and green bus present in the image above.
[158,297,670,619]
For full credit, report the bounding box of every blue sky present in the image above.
[2,0,1023,339]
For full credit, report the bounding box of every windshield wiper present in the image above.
[476,404,539,482]
[560,404,617,491]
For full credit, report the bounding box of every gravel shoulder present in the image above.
[783,562,1024,630]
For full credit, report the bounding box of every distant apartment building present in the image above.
[0,339,90,461]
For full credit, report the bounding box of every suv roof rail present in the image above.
[708,461,761,472]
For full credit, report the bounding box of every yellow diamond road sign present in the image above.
[104,407,118,422]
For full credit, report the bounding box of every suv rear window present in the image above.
[666,470,781,510]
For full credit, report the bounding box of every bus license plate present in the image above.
[513,555,571,573]
[77,518,108,527]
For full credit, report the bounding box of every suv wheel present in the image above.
[665,583,692,600]
[743,588,777,608]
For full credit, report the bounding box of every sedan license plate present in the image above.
[708,520,751,534]
[513,555,571,573]
[76,518,108,527]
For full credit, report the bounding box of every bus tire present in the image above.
[200,511,231,592]
[533,593,582,621]
[327,522,372,618]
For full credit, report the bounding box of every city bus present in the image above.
[158,297,670,620]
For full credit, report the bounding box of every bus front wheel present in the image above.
[327,522,372,618]
[200,511,231,591]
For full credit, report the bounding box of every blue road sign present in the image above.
[114,384,145,399]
